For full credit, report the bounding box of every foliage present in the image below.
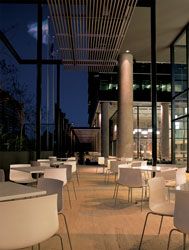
[0,59,35,150]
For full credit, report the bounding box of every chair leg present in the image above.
[130,188,133,203]
[66,185,72,208]
[128,187,131,203]
[183,233,186,250]
[96,166,98,173]
[167,228,179,250]
[139,212,152,250]
[158,215,164,235]
[113,183,118,198]
[107,171,110,184]
[114,184,120,206]
[71,181,77,200]
[76,170,79,185]
[59,213,73,250]
[104,170,107,183]
[38,243,40,250]
[54,233,64,250]
[141,187,144,211]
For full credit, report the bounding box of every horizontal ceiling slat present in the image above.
[47,0,137,71]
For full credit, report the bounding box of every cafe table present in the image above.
[0,181,46,201]
[11,166,53,177]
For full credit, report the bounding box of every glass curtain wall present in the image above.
[171,26,188,165]
[109,104,171,160]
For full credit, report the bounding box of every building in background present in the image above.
[88,62,174,162]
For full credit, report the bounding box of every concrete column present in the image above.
[117,53,133,158]
[101,102,109,157]
[97,113,101,153]
[160,102,170,160]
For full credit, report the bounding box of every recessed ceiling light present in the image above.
[126,50,130,53]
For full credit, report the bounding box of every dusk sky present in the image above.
[0,3,88,128]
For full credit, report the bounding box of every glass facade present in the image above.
[109,104,171,161]
[171,26,189,164]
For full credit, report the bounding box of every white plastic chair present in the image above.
[139,177,174,249]
[43,168,73,208]
[66,160,79,185]
[157,168,178,201]
[10,164,37,184]
[0,169,5,182]
[0,194,63,250]
[60,164,77,200]
[96,156,105,173]
[37,178,72,250]
[37,159,50,167]
[49,156,58,166]
[167,190,189,250]
[176,167,186,186]
[113,168,146,210]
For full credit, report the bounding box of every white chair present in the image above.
[96,157,105,173]
[37,159,50,167]
[44,168,72,208]
[49,156,57,166]
[104,158,117,180]
[66,160,79,185]
[176,167,186,186]
[0,169,5,182]
[125,157,133,163]
[105,160,127,184]
[113,168,146,210]
[156,168,178,201]
[167,190,189,250]
[60,164,77,200]
[37,178,72,250]
[139,177,174,249]
[67,157,76,161]
[0,194,63,250]
[10,164,36,184]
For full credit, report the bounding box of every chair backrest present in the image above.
[98,157,105,165]
[37,178,63,212]
[37,159,50,167]
[10,164,32,181]
[49,156,57,166]
[174,190,189,233]
[0,169,5,182]
[0,194,58,250]
[110,160,119,173]
[148,177,167,210]
[44,168,67,185]
[125,157,133,163]
[67,157,76,161]
[117,163,131,178]
[141,160,148,166]
[30,161,40,166]
[110,160,127,173]
[66,161,77,172]
[176,167,186,186]
[131,161,143,167]
[118,168,143,187]
[107,158,117,169]
[156,169,177,181]
[59,164,72,181]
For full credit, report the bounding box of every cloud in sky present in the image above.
[27,19,49,44]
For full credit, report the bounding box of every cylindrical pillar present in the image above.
[117,53,133,158]
[101,102,109,157]
[160,103,170,160]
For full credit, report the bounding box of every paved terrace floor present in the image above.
[22,165,187,250]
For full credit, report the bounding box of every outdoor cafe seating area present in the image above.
[0,156,189,249]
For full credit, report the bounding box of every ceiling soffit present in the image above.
[47,0,137,72]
